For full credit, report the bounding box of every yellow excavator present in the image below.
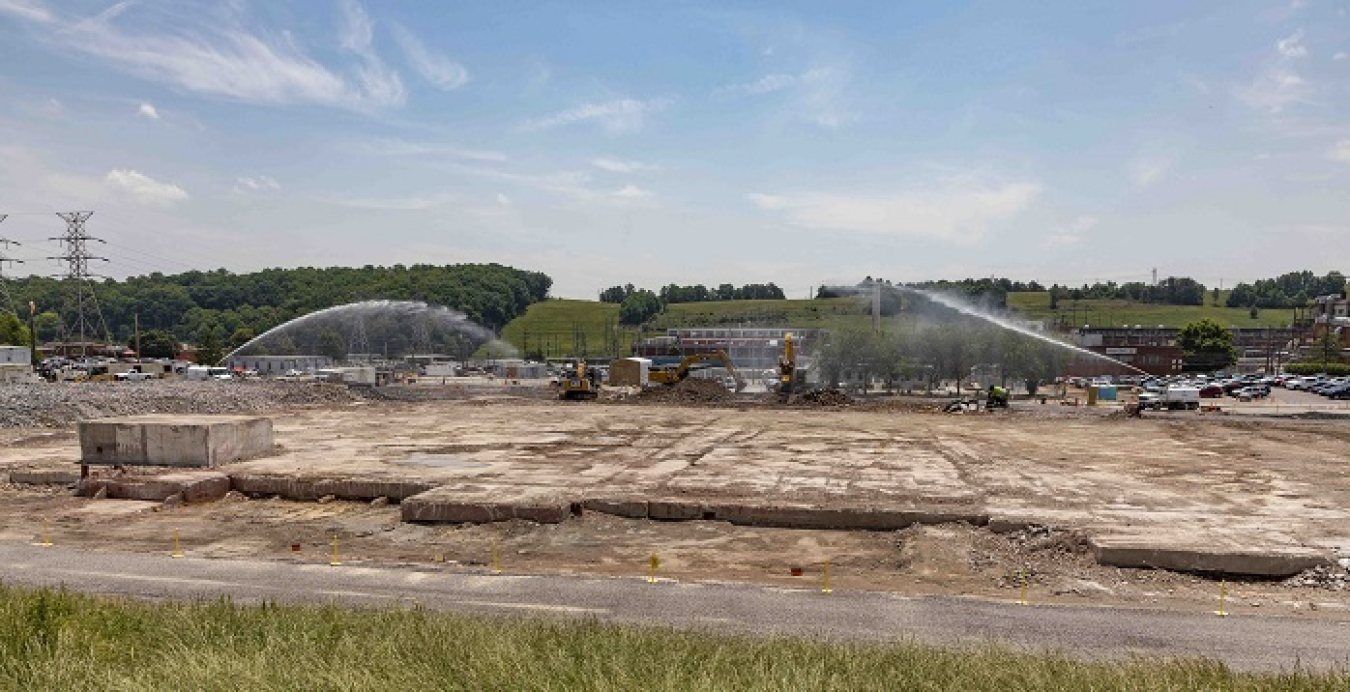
[649,350,747,392]
[778,333,797,396]
[559,359,600,400]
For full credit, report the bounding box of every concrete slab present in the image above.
[401,485,577,524]
[78,415,273,467]
[1089,534,1331,577]
[228,473,434,502]
[9,468,80,485]
[77,471,230,503]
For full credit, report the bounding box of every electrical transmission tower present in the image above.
[49,211,111,358]
[0,214,23,315]
[348,314,370,362]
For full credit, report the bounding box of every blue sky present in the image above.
[1,0,1347,299]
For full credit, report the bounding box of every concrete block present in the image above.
[79,415,274,467]
[9,468,80,485]
[1089,535,1331,577]
[401,485,574,524]
[582,497,649,518]
[227,473,435,502]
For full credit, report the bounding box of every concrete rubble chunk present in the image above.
[1089,535,1331,577]
[401,485,576,524]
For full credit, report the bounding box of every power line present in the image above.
[49,211,112,358]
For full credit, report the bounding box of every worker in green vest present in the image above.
[987,384,1009,409]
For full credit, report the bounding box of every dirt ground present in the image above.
[1,391,1348,619]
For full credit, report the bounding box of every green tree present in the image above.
[196,327,224,366]
[316,329,347,362]
[32,311,60,342]
[0,312,31,346]
[618,290,662,326]
[1178,318,1237,372]
[227,326,256,352]
[1313,329,1344,365]
[134,330,179,359]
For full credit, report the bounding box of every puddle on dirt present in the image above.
[395,454,489,470]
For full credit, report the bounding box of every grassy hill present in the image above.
[498,291,1301,359]
[1007,291,1300,330]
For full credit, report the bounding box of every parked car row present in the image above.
[1283,374,1350,400]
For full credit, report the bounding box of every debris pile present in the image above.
[1284,564,1350,591]
[796,389,852,407]
[0,381,357,429]
[631,378,732,404]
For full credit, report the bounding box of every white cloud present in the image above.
[1335,52,1348,61]
[389,22,468,90]
[591,157,656,173]
[234,175,280,192]
[1236,67,1310,114]
[1042,216,1098,248]
[523,97,671,133]
[612,184,652,199]
[747,178,1042,244]
[369,139,506,162]
[1128,156,1174,188]
[1328,140,1350,162]
[105,169,188,206]
[137,102,160,119]
[0,0,52,23]
[495,193,511,205]
[35,1,406,111]
[715,66,853,128]
[1276,30,1307,58]
[715,73,798,96]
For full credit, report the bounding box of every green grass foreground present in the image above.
[0,586,1343,691]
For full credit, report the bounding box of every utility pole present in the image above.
[50,211,110,359]
[0,214,24,316]
[134,313,141,361]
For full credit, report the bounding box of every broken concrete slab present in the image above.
[227,473,435,502]
[79,415,274,467]
[76,471,230,503]
[401,485,576,524]
[582,497,649,519]
[9,468,80,485]
[1089,534,1331,577]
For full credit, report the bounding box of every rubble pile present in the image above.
[796,389,852,407]
[0,381,357,429]
[631,378,732,404]
[1284,564,1350,591]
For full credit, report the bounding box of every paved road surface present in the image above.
[2,544,1347,673]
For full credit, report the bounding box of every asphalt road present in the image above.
[2,545,1348,673]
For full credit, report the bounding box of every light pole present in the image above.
[27,301,36,367]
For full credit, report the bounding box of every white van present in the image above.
[184,366,233,381]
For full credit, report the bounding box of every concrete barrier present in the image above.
[8,468,80,485]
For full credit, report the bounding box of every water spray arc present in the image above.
[897,287,1146,375]
[221,300,511,365]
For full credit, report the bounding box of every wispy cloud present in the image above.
[234,175,280,193]
[1335,52,1348,61]
[1042,215,1098,248]
[747,176,1042,244]
[367,138,506,162]
[1276,30,1307,58]
[7,0,408,111]
[1128,155,1175,188]
[522,97,671,133]
[137,102,160,119]
[591,157,656,173]
[0,0,52,23]
[106,169,188,206]
[612,184,652,199]
[715,66,852,128]
[389,22,468,90]
[1328,140,1350,162]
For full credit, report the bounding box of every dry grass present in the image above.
[0,585,1342,691]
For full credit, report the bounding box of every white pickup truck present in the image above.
[1138,386,1201,411]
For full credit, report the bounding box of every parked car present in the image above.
[1198,384,1223,398]
[1327,384,1350,400]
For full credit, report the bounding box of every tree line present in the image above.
[1,263,552,354]
[600,282,787,326]
[1225,271,1346,309]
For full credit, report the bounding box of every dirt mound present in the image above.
[632,378,732,404]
